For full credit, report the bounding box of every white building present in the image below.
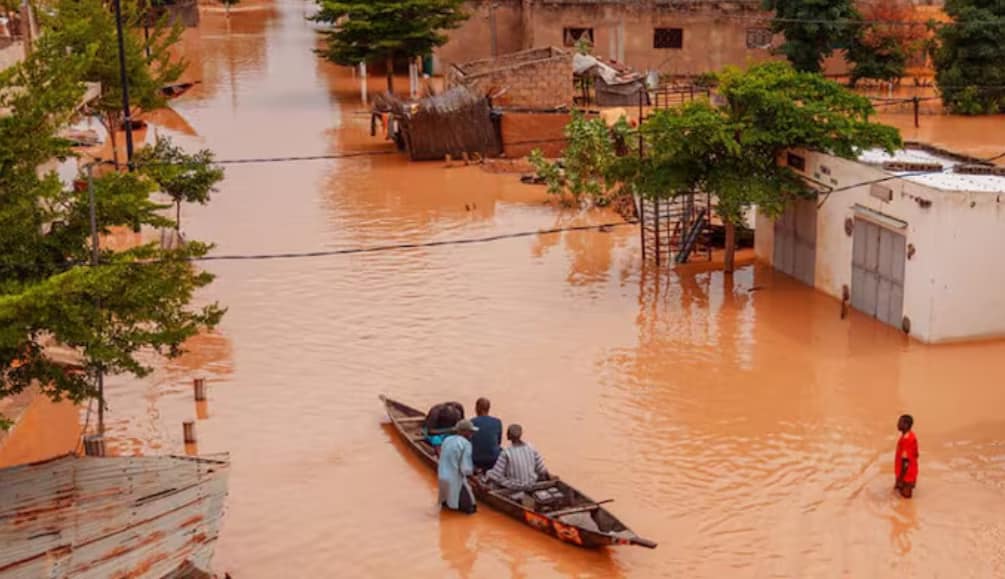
[755,144,1005,343]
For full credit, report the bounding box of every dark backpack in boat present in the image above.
[425,401,464,432]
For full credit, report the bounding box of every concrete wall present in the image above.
[0,40,23,72]
[436,0,525,70]
[755,150,1005,343]
[527,1,774,76]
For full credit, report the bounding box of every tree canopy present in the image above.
[135,136,224,229]
[847,0,927,86]
[933,0,1005,114]
[314,0,467,92]
[0,14,223,428]
[528,113,632,207]
[537,62,902,273]
[41,0,185,164]
[762,0,859,73]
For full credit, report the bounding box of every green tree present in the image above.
[41,0,185,167]
[762,0,859,73]
[614,62,901,272]
[847,0,927,87]
[715,62,900,271]
[314,0,468,93]
[528,112,632,207]
[135,136,224,230]
[933,0,1005,114]
[0,31,223,428]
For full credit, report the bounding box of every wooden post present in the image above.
[654,198,661,266]
[359,62,368,105]
[913,96,920,128]
[83,434,106,457]
[193,378,206,401]
[638,89,646,261]
[488,0,498,58]
[408,61,417,99]
[183,420,196,443]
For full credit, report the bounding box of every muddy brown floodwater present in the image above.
[77,2,1005,577]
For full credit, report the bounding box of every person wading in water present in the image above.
[438,419,479,514]
[894,414,919,498]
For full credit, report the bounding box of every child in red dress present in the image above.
[894,414,919,498]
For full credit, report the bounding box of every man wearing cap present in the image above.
[486,424,550,490]
[437,419,479,514]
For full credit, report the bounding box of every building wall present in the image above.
[500,111,575,157]
[755,150,1005,343]
[0,40,24,72]
[435,0,526,71]
[435,1,776,76]
[527,2,774,76]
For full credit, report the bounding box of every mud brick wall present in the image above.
[448,51,575,110]
[502,111,591,158]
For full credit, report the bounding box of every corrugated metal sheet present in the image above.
[0,453,229,578]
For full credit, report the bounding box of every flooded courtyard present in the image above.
[9,1,1005,577]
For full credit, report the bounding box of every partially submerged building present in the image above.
[435,0,776,77]
[756,145,1005,343]
[377,86,502,161]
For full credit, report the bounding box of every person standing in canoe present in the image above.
[894,414,919,498]
[470,398,503,472]
[438,419,479,514]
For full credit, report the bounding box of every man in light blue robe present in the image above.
[437,419,478,514]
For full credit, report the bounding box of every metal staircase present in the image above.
[638,192,712,265]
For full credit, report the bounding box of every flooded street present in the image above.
[86,2,1005,577]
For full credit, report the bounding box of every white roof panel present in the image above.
[858,147,1005,193]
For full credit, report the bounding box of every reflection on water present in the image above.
[87,1,1005,577]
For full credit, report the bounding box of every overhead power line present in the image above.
[191,221,638,262]
[727,14,1005,28]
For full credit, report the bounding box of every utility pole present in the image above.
[112,0,135,168]
[19,0,34,56]
[488,2,498,58]
[87,165,105,436]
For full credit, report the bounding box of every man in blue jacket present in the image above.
[470,398,503,471]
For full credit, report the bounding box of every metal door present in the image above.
[772,199,817,286]
[851,219,906,328]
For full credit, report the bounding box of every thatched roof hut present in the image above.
[377,86,501,162]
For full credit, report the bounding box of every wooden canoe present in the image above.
[380,395,657,550]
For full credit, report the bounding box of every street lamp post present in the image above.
[111,0,135,168]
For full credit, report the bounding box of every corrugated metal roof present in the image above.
[859,147,1005,193]
[0,453,229,578]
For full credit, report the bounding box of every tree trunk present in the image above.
[106,114,120,170]
[386,53,394,94]
[724,219,736,274]
[175,199,182,231]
